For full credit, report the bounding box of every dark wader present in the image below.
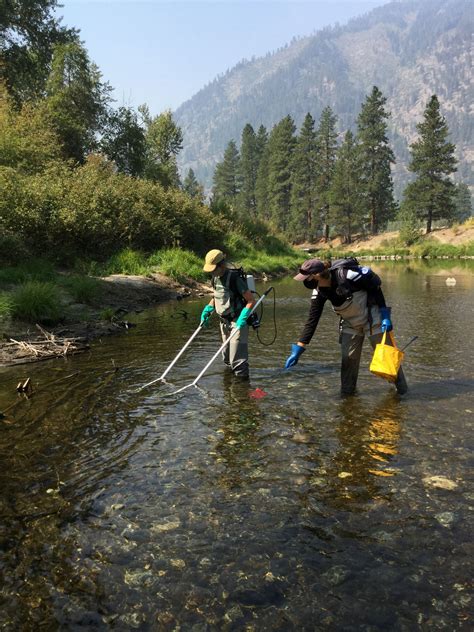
[340,332,408,395]
[336,292,408,396]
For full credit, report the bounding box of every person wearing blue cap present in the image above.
[285,258,408,395]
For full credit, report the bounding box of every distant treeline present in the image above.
[211,88,471,244]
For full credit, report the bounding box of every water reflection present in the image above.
[209,371,265,490]
[328,394,404,507]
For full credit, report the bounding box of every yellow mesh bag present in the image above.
[370,331,404,383]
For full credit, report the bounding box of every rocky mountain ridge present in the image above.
[175,0,473,196]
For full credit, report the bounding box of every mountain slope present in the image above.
[174,0,473,194]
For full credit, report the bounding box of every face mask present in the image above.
[303,278,319,289]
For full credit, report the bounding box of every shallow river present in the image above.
[0,261,473,630]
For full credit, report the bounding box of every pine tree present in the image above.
[238,124,259,217]
[453,182,472,223]
[328,131,364,244]
[402,95,457,233]
[212,140,241,208]
[315,106,338,241]
[357,86,396,234]
[183,168,205,202]
[266,116,296,233]
[255,126,269,219]
[289,113,317,241]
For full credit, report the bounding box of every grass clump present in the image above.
[60,275,101,304]
[100,307,116,322]
[0,259,57,287]
[12,281,64,324]
[148,248,207,283]
[104,249,148,276]
[0,292,14,328]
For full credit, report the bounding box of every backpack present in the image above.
[329,257,381,299]
[212,266,249,316]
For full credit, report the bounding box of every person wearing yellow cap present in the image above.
[201,249,256,377]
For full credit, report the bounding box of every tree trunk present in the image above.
[426,208,432,233]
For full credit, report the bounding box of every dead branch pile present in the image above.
[4,325,89,365]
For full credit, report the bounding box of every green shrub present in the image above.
[12,281,63,324]
[60,275,101,304]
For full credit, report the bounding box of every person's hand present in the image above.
[200,304,214,326]
[380,307,392,333]
[235,306,252,329]
[285,343,305,369]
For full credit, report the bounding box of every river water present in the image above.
[0,261,472,630]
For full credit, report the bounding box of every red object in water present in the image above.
[249,387,267,399]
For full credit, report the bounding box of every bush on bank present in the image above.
[0,156,226,265]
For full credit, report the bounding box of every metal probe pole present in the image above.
[138,322,204,390]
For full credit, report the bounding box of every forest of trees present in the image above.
[1,1,471,270]
[211,88,470,242]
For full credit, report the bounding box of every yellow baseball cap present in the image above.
[203,249,226,272]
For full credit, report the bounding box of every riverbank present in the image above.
[0,272,212,367]
[0,248,300,366]
[298,222,474,259]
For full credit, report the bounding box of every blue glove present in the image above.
[200,304,214,326]
[380,306,392,333]
[285,343,305,369]
[235,306,252,329]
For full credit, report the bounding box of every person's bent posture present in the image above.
[286,258,408,396]
[201,249,255,378]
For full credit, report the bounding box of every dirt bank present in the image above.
[0,273,212,367]
[298,223,474,252]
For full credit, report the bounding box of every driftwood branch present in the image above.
[7,326,89,362]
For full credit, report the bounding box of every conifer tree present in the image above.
[328,131,364,244]
[255,126,269,219]
[266,116,296,233]
[289,113,317,241]
[402,95,457,232]
[256,125,268,163]
[453,182,472,223]
[212,140,241,208]
[315,106,338,241]
[238,124,259,217]
[183,168,205,202]
[357,86,396,234]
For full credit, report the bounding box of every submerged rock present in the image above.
[422,476,458,490]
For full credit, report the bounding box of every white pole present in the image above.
[138,322,204,390]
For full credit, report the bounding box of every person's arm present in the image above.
[298,291,327,346]
[234,284,256,328]
[242,289,256,310]
[285,291,326,369]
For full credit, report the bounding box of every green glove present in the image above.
[235,306,252,329]
[200,304,214,326]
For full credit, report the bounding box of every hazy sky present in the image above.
[57,0,390,114]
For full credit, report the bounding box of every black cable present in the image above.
[252,287,277,346]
